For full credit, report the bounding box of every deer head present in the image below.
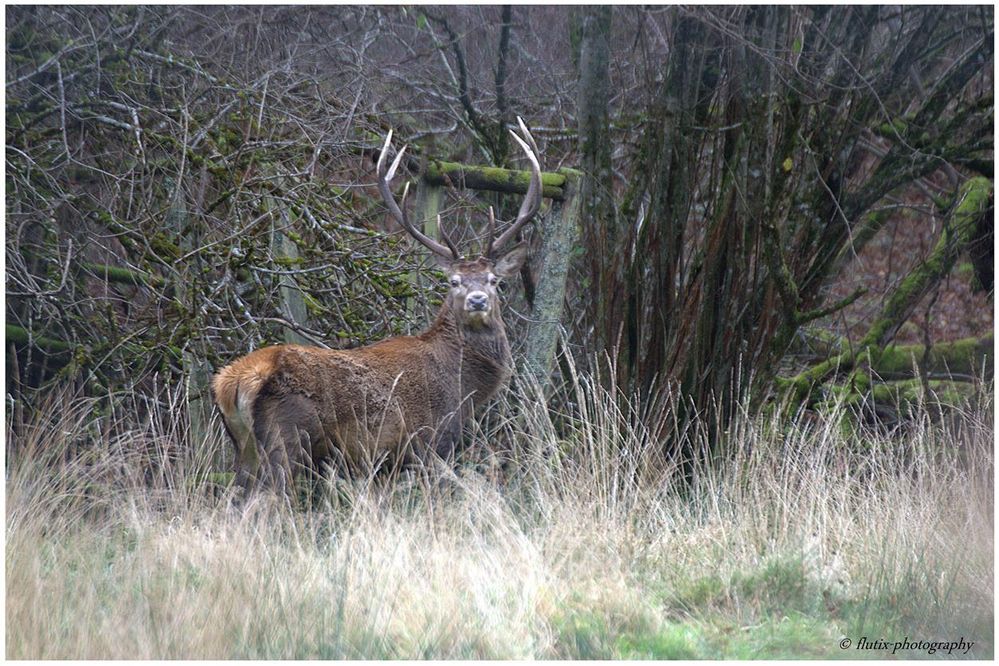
[376,117,542,331]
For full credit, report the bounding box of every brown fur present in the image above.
[212,250,528,494]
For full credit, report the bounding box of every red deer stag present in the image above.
[212,118,543,494]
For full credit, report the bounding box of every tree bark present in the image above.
[521,168,582,385]
[576,6,618,354]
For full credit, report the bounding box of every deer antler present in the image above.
[487,116,543,257]
[377,130,460,260]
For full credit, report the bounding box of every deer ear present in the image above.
[493,242,529,277]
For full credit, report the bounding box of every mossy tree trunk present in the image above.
[412,180,444,326]
[423,161,565,200]
[521,168,583,385]
[799,332,992,379]
[267,195,311,347]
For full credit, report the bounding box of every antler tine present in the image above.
[517,115,541,162]
[485,205,496,253]
[437,214,461,259]
[376,130,458,260]
[489,117,542,256]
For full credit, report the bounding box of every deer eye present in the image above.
[489,276,499,286]
[450,276,461,287]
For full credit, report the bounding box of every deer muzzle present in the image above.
[466,291,489,312]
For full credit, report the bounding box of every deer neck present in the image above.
[423,302,513,399]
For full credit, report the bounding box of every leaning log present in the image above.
[423,161,566,200]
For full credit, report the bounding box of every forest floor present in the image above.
[6,378,993,660]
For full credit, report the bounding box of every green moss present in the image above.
[6,324,72,354]
[302,293,326,317]
[879,334,992,376]
[814,377,979,434]
[149,233,181,261]
[272,256,303,268]
[423,160,566,200]
[955,261,976,280]
[82,263,163,288]
[874,116,910,138]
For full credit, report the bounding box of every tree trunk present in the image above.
[166,177,215,461]
[268,197,311,347]
[576,6,618,355]
[521,168,582,385]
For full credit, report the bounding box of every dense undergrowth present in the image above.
[6,368,994,659]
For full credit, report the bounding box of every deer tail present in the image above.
[212,351,276,453]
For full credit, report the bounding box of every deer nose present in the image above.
[466,291,489,311]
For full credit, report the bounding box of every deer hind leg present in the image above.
[232,439,261,497]
[252,394,325,498]
[214,385,264,499]
[251,399,290,497]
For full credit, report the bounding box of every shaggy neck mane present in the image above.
[420,299,513,398]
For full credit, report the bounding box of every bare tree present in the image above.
[574,6,619,355]
[6,7,422,449]
[602,6,992,462]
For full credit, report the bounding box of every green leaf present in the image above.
[416,13,427,30]
[792,37,802,54]
[782,157,793,172]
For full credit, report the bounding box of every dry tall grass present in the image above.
[6,369,993,659]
